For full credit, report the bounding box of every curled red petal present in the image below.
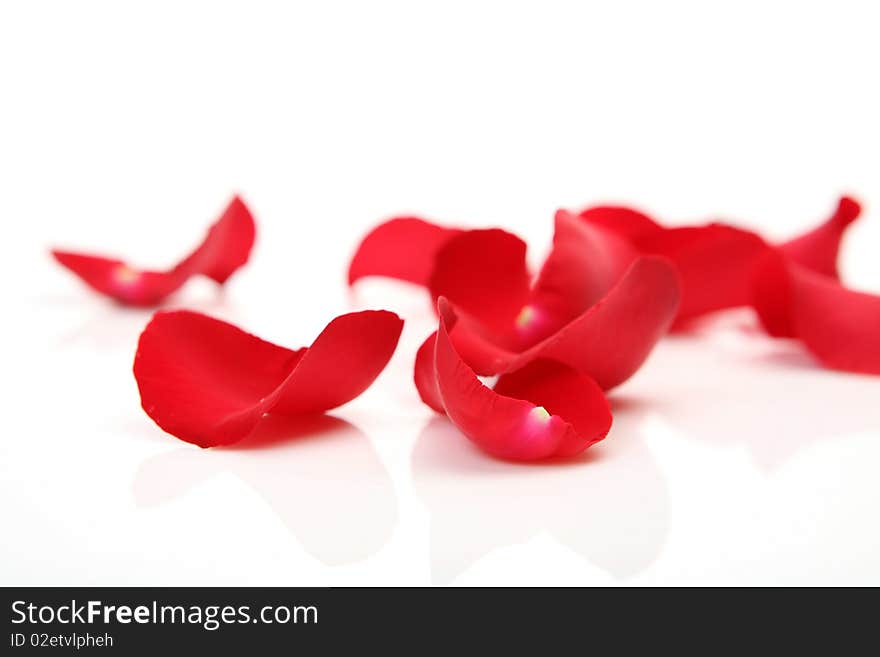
[413,331,445,414]
[347,216,461,287]
[754,258,880,374]
[512,256,681,388]
[493,360,613,457]
[52,196,256,306]
[428,228,531,335]
[778,195,861,280]
[434,300,611,461]
[443,307,515,376]
[444,256,681,390]
[134,309,403,447]
[268,310,405,415]
[526,209,637,340]
[134,311,300,446]
[174,195,257,284]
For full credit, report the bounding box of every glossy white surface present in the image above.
[2,0,879,586]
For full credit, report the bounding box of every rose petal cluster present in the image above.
[349,212,682,459]
[348,196,878,459]
[53,193,878,460]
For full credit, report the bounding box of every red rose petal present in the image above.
[753,257,880,374]
[511,256,681,389]
[268,310,405,415]
[50,253,187,306]
[347,216,461,287]
[750,197,864,339]
[577,205,663,242]
[778,195,861,280]
[788,267,880,374]
[433,299,611,461]
[52,196,256,306]
[747,197,877,374]
[526,210,637,341]
[642,224,768,325]
[443,307,516,376]
[428,228,531,335]
[579,205,768,324]
[493,360,613,455]
[134,309,403,447]
[134,311,299,446]
[579,198,862,327]
[440,256,681,390]
[751,250,797,337]
[173,195,257,285]
[413,331,445,414]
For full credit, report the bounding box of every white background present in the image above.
[2,0,879,586]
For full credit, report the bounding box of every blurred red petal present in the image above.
[752,250,797,337]
[347,216,461,287]
[52,196,255,306]
[580,205,768,324]
[580,198,862,327]
[789,267,880,374]
[778,195,861,280]
[642,224,768,325]
[428,228,532,334]
[443,256,681,390]
[434,300,611,461]
[754,257,880,374]
[174,196,257,285]
[134,309,403,447]
[578,205,663,242]
[50,253,187,306]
